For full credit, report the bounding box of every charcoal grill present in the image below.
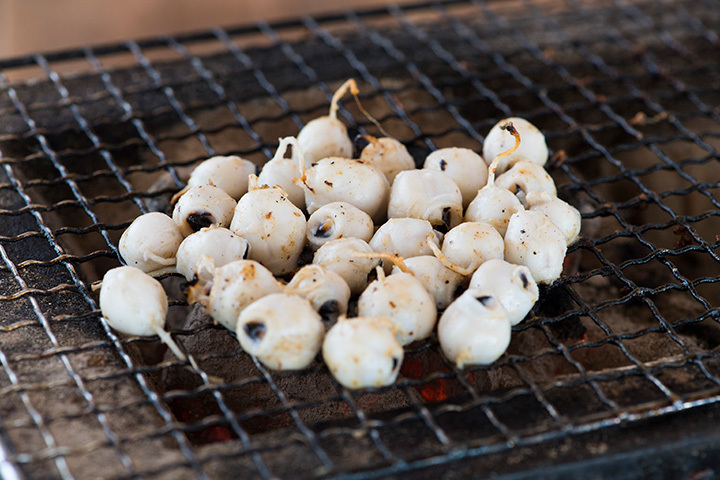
[2,0,720,478]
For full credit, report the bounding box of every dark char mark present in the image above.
[392,357,400,371]
[436,207,452,234]
[187,212,215,231]
[475,295,493,306]
[319,299,341,323]
[313,221,333,238]
[243,321,267,342]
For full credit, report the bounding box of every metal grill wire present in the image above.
[1,0,720,477]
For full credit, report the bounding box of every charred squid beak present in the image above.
[186,211,216,232]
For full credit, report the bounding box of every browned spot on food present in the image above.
[389,301,396,308]
[265,211,273,219]
[241,263,256,280]
[324,180,333,187]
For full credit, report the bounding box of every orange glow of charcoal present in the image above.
[418,378,449,402]
[203,426,233,443]
[401,356,449,403]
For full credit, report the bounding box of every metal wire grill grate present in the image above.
[1,0,720,478]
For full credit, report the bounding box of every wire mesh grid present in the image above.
[1,0,720,478]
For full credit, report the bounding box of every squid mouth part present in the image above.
[319,299,341,323]
[433,206,452,234]
[391,356,400,371]
[187,212,216,231]
[313,220,334,238]
[243,320,267,342]
[475,295,493,306]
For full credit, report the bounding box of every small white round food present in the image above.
[440,222,504,272]
[388,169,463,231]
[369,218,441,271]
[172,184,237,237]
[99,266,185,359]
[358,135,415,184]
[297,117,351,166]
[230,179,306,276]
[469,259,539,325]
[438,289,511,368]
[423,147,487,208]
[306,202,374,251]
[297,157,390,224]
[236,294,324,371]
[284,264,351,323]
[257,159,306,210]
[183,155,256,200]
[99,266,167,336]
[257,136,306,210]
[483,117,548,173]
[322,316,403,389]
[185,257,282,331]
[297,79,358,166]
[464,185,524,237]
[358,269,437,346]
[526,191,582,246]
[495,160,557,207]
[175,227,249,281]
[504,210,567,285]
[392,255,466,310]
[312,238,379,295]
[465,122,524,237]
[119,212,183,275]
